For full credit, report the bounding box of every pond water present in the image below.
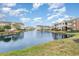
[0,30,71,53]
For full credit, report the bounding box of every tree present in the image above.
[4,25,11,29]
[0,26,5,32]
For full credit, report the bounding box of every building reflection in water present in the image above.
[52,33,70,40]
[0,31,71,42]
[0,32,24,42]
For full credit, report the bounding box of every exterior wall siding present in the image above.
[53,18,79,31]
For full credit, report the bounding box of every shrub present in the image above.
[4,25,11,29]
[0,26,5,32]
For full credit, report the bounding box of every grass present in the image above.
[0,31,79,56]
[0,30,22,35]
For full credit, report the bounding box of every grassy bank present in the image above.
[0,30,23,35]
[0,31,79,56]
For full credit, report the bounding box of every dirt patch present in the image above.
[73,39,79,43]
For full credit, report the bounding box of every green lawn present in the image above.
[0,32,79,56]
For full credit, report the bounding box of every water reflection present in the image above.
[35,31,50,38]
[0,31,71,42]
[0,32,24,42]
[0,31,72,53]
[52,33,70,40]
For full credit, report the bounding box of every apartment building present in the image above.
[53,20,68,31]
[36,25,51,31]
[72,18,79,31]
[0,21,24,30]
[11,22,24,30]
[53,17,79,31]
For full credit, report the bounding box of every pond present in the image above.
[0,30,71,53]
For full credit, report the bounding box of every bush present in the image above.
[0,25,11,32]
[67,30,79,33]
[4,25,11,29]
[0,26,5,32]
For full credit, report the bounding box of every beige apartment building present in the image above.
[0,21,24,30]
[53,17,79,31]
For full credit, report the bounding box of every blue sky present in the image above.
[0,3,79,26]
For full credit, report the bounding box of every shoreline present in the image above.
[0,30,23,36]
[0,31,79,56]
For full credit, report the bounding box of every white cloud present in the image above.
[1,4,30,21]
[51,21,56,24]
[9,8,29,17]
[31,17,43,26]
[1,3,16,14]
[0,14,6,18]
[55,15,70,23]
[1,3,29,17]
[33,17,42,22]
[47,3,66,21]
[32,3,44,10]
[20,17,31,23]
[48,3,64,10]
[0,14,6,21]
[2,3,16,7]
[57,18,64,23]
[15,8,29,13]
[32,17,44,25]
[53,7,66,14]
[2,7,11,13]
[47,13,50,16]
[47,14,60,20]
[63,15,71,20]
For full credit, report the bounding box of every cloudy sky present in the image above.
[0,3,79,26]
